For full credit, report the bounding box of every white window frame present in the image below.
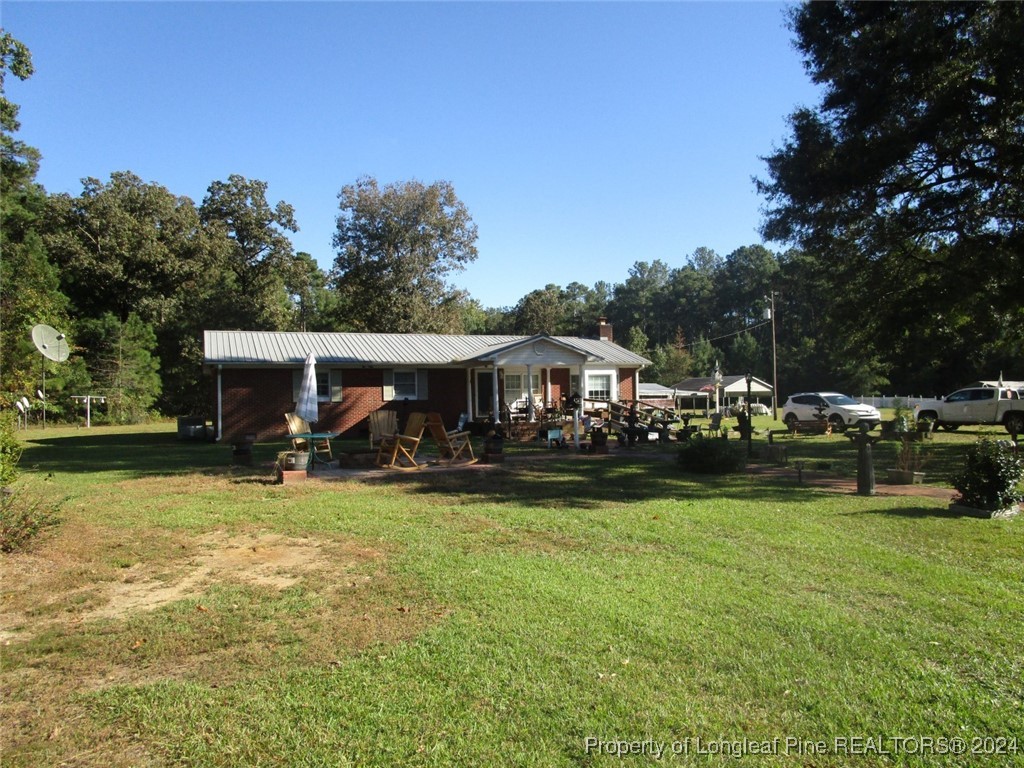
[393,369,418,400]
[585,370,615,402]
[504,373,523,397]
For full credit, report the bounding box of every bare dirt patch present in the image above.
[84,530,341,621]
[1,525,442,766]
[1,527,379,641]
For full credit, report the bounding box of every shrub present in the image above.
[951,439,1023,511]
[0,411,22,488]
[677,434,747,474]
[0,490,62,553]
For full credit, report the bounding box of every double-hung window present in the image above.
[505,373,540,400]
[383,369,428,401]
[586,373,613,401]
[292,369,343,402]
[393,370,417,400]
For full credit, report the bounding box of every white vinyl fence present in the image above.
[856,396,937,409]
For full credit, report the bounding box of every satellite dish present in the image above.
[31,325,69,430]
[32,324,69,362]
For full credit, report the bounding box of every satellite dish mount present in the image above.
[31,324,69,429]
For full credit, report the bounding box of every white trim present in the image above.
[492,367,500,423]
[585,369,617,402]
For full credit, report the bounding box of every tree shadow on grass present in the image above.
[19,431,277,480]
[18,431,850,507]
[360,455,838,509]
[842,504,966,519]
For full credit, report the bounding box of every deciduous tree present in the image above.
[331,176,478,333]
[45,172,208,324]
[200,175,299,330]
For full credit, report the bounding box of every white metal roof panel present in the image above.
[203,330,650,367]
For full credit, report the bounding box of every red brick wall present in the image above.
[549,368,571,403]
[213,365,641,441]
[618,368,638,401]
[214,367,472,442]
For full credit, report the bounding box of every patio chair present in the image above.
[285,412,333,461]
[376,412,428,470]
[425,412,477,466]
[702,412,723,437]
[368,409,399,449]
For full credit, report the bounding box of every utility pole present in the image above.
[765,292,778,421]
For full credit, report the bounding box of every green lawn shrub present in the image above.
[0,411,22,487]
[676,433,747,474]
[0,490,62,553]
[951,438,1023,511]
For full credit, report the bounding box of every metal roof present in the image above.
[203,330,651,367]
[672,375,774,393]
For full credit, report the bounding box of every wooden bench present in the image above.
[787,419,832,436]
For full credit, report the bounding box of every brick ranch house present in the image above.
[203,321,650,442]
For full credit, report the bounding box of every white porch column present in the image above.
[574,362,585,447]
[465,368,473,419]
[545,368,552,408]
[492,366,501,423]
[633,370,640,403]
[526,364,535,422]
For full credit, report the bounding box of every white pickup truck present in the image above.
[915,384,1024,434]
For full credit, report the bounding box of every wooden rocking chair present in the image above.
[368,409,399,449]
[375,412,428,470]
[425,412,477,466]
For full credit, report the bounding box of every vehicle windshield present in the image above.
[824,394,859,406]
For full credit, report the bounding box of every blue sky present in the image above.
[5,1,817,309]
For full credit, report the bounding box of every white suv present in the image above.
[781,392,881,432]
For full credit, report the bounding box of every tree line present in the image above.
[2,2,1021,423]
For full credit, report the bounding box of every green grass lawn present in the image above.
[2,423,1022,766]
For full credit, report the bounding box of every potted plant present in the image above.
[482,429,505,462]
[894,401,925,441]
[886,436,926,484]
[950,439,1023,518]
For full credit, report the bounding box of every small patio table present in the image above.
[289,432,339,472]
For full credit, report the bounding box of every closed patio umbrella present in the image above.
[296,352,319,424]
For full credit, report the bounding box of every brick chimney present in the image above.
[598,316,613,342]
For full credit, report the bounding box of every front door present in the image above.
[476,372,494,418]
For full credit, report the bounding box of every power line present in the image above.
[676,320,771,350]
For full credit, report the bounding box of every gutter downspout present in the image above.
[216,365,223,441]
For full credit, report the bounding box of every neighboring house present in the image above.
[636,383,680,411]
[671,374,774,411]
[203,324,650,441]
